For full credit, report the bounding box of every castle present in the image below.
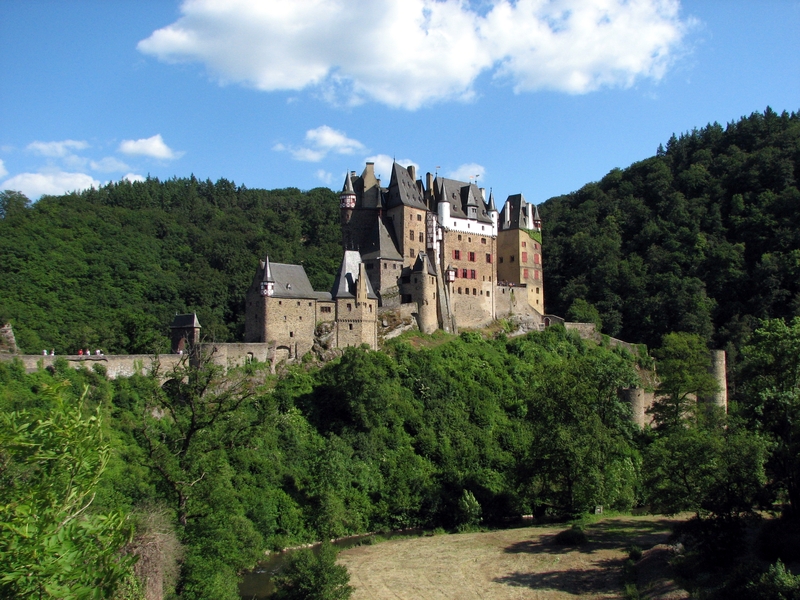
[241,161,552,357]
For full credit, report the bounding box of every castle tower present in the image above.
[332,251,378,349]
[497,194,545,319]
[412,251,438,334]
[340,171,356,227]
[169,313,201,354]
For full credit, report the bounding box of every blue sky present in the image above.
[1,0,798,204]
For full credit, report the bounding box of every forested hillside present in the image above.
[0,180,342,354]
[543,107,800,360]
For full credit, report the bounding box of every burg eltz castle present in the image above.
[241,161,553,361]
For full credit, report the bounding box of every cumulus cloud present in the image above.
[364,155,419,183]
[119,134,183,160]
[91,157,131,173]
[27,139,89,157]
[138,0,689,109]
[315,169,334,185]
[447,162,486,183]
[123,173,146,183]
[0,159,7,179]
[275,126,365,162]
[1,171,100,199]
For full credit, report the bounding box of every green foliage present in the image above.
[0,178,342,353]
[543,108,800,352]
[272,542,353,600]
[738,317,800,515]
[649,332,718,429]
[566,297,603,330]
[0,382,134,598]
[746,560,800,600]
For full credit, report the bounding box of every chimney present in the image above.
[407,164,416,181]
[426,172,433,193]
[480,187,486,200]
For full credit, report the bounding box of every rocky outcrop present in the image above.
[0,323,19,354]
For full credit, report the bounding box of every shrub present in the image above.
[553,525,588,546]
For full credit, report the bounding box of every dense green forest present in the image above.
[0,180,342,354]
[3,321,799,598]
[543,107,800,361]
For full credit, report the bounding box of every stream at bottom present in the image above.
[239,530,424,599]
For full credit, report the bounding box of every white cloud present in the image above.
[138,0,689,110]
[1,171,100,199]
[364,155,419,183]
[123,173,146,183]
[27,139,89,157]
[91,157,131,173]
[0,159,7,179]
[276,125,365,162]
[119,134,183,160]
[447,162,486,183]
[315,170,334,185]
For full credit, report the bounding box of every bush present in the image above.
[272,542,353,600]
[553,525,588,546]
[746,560,800,600]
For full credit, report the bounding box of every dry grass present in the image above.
[338,515,687,600]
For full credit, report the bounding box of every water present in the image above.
[239,530,424,599]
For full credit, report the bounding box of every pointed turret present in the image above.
[339,171,357,225]
[533,204,542,231]
[486,189,497,213]
[259,256,275,297]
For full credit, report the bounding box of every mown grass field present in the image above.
[338,515,688,599]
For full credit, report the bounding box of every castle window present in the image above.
[309,302,312,306]
[468,237,471,243]
[522,252,528,262]
[468,252,475,262]
[284,316,287,321]
[417,214,422,221]
[289,331,294,337]
[461,269,468,278]
[522,241,527,247]
[487,291,490,297]
[536,287,540,294]
[534,271,540,280]
[534,254,540,264]
[369,304,372,312]
[524,269,529,278]
[410,248,415,257]
[470,269,476,279]
[297,301,300,306]
[383,263,387,269]
[321,306,332,313]
[458,234,462,241]
[349,324,353,330]
[481,238,486,244]
[489,276,492,282]
[347,303,352,311]
[419,233,423,242]
[453,249,461,260]
[393,263,397,269]
[458,287,462,294]
[279,301,282,305]
[402,294,413,303]
[410,230,415,241]
[480,290,483,295]
[510,256,515,262]
[473,288,477,295]
[485,253,492,263]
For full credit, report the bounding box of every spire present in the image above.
[260,255,275,296]
[340,171,356,210]
[533,204,542,231]
[487,188,497,212]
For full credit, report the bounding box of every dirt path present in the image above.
[338,515,686,600]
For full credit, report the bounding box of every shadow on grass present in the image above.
[504,517,676,556]
[493,557,625,595]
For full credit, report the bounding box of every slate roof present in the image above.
[331,251,379,299]
[258,260,320,299]
[499,193,538,231]
[435,177,493,224]
[360,216,403,261]
[386,162,427,210]
[170,313,201,329]
[412,251,437,276]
